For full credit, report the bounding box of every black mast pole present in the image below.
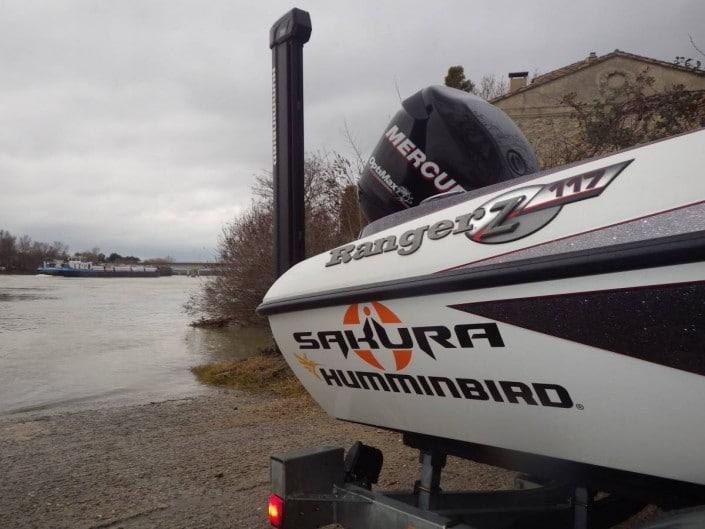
[270,8,311,278]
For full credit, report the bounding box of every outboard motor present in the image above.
[358,85,539,223]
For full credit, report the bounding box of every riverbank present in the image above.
[191,353,302,396]
[0,388,659,529]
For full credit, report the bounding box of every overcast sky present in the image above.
[0,0,702,260]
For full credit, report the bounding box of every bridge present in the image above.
[167,261,219,276]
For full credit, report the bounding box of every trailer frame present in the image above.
[269,442,649,529]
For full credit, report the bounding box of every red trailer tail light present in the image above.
[268,493,284,528]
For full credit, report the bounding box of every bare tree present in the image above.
[52,241,70,258]
[187,151,362,328]
[342,119,366,174]
[0,230,17,269]
[477,74,508,100]
[392,76,403,104]
[75,247,103,263]
[691,34,705,59]
[186,202,274,326]
[0,230,70,271]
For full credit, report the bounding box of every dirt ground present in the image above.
[0,388,657,529]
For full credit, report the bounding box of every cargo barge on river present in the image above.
[37,260,159,278]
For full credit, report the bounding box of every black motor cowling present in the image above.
[358,85,538,223]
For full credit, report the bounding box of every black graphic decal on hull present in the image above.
[450,282,705,377]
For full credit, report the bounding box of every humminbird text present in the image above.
[317,368,575,408]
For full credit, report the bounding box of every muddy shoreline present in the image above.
[0,388,655,528]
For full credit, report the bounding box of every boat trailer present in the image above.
[268,435,705,529]
[268,440,649,529]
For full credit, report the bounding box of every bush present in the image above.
[186,151,362,326]
[544,67,705,168]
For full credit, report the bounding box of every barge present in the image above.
[37,260,159,278]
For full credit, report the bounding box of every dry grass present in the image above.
[189,317,232,328]
[191,354,306,397]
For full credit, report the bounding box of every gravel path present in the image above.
[0,388,655,529]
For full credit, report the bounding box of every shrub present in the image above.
[186,151,361,326]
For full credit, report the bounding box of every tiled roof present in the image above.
[492,50,705,102]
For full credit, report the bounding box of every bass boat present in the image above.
[259,85,705,495]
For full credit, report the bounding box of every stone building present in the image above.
[492,50,705,167]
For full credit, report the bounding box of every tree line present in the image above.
[0,230,170,273]
[70,248,143,265]
[0,230,69,272]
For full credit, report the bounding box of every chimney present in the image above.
[587,51,598,62]
[508,71,529,92]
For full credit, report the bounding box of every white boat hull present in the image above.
[269,261,705,485]
[261,129,705,487]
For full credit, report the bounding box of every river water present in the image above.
[0,275,271,415]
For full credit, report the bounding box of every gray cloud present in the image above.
[0,0,702,259]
